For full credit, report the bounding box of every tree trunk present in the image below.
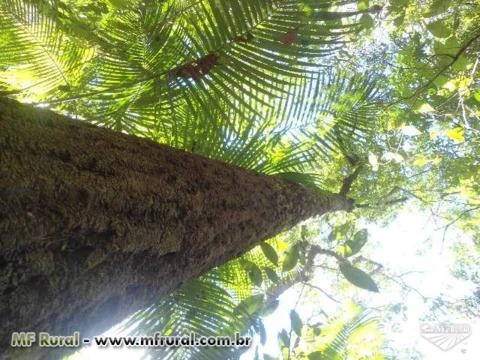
[0,98,351,359]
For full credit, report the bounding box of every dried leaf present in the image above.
[173,52,219,81]
[281,28,299,46]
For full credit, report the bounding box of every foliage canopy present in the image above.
[1,0,479,359]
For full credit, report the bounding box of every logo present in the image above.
[420,322,472,351]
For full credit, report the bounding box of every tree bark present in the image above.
[0,98,351,359]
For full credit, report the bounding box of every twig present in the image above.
[381,272,429,301]
[310,245,344,263]
[355,196,409,208]
[339,165,363,197]
[438,205,480,248]
[304,283,341,303]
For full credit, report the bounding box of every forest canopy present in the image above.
[0,0,479,359]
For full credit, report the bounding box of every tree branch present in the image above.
[390,32,480,106]
[310,245,344,263]
[339,165,363,197]
[355,196,409,208]
[304,283,341,303]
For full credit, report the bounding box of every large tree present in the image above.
[0,0,378,358]
[2,0,479,359]
[0,97,352,358]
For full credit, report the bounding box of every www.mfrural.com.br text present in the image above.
[11,331,252,348]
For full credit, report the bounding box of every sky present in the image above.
[257,209,480,360]
[70,207,480,360]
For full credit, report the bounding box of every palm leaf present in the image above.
[1,0,377,164]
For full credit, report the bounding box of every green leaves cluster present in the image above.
[0,0,386,195]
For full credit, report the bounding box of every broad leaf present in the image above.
[344,228,369,256]
[243,261,263,287]
[427,21,451,38]
[261,242,279,266]
[282,244,300,272]
[308,351,323,360]
[290,309,303,336]
[278,328,290,348]
[339,263,379,292]
[264,267,280,283]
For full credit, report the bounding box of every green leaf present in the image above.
[234,294,265,316]
[298,3,313,16]
[358,0,369,11]
[452,55,469,72]
[264,267,280,283]
[425,0,452,17]
[339,263,379,292]
[394,14,405,27]
[258,321,267,345]
[308,351,323,360]
[474,91,480,103]
[433,74,450,87]
[360,14,374,30]
[107,0,129,8]
[328,229,337,242]
[242,260,263,287]
[261,242,278,265]
[282,244,300,272]
[426,21,451,38]
[344,229,368,256]
[446,127,465,143]
[300,225,308,241]
[278,328,290,348]
[328,222,354,242]
[290,309,303,336]
[417,103,435,113]
[434,37,460,56]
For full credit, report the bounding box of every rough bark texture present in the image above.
[0,98,351,359]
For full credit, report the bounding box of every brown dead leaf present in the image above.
[281,27,299,45]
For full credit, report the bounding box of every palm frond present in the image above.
[1,0,378,165]
[0,0,94,95]
[300,307,380,360]
[119,232,304,360]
